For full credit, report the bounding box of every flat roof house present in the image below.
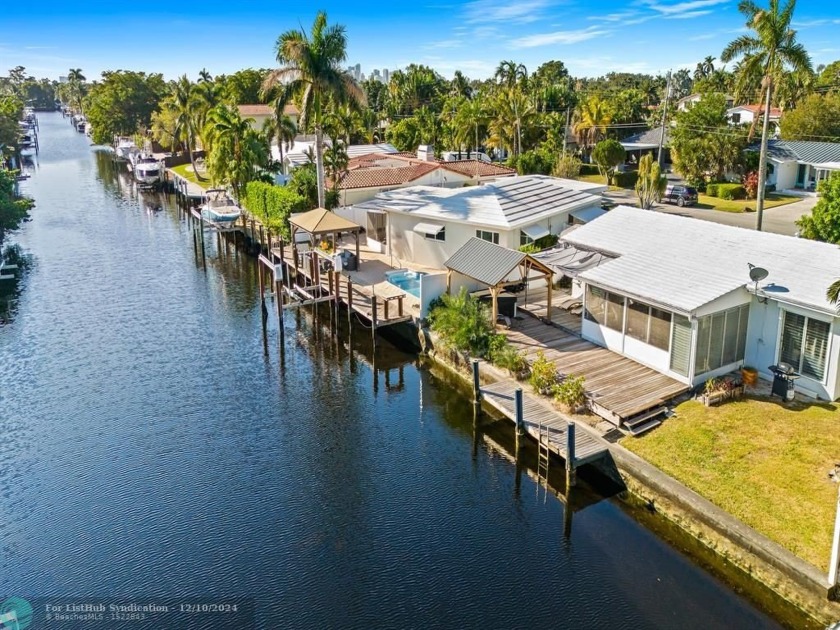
[354,175,606,269]
[563,206,840,400]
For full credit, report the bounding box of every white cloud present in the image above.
[664,9,713,19]
[588,10,638,22]
[792,18,840,28]
[642,0,728,17]
[462,0,557,24]
[419,56,498,78]
[510,26,610,49]
[688,33,717,41]
[423,39,464,50]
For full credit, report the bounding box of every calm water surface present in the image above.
[0,114,784,628]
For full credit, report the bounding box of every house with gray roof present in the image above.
[352,175,606,269]
[562,206,840,400]
[756,139,840,192]
[619,127,670,164]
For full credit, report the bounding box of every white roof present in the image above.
[276,141,398,166]
[563,206,840,316]
[814,161,840,171]
[354,175,602,231]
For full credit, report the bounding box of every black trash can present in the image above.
[769,363,799,401]
[341,249,358,271]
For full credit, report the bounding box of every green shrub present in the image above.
[553,374,586,411]
[706,183,720,197]
[580,163,600,176]
[552,155,582,179]
[717,183,745,200]
[242,181,308,240]
[530,350,559,395]
[490,342,529,380]
[518,233,557,254]
[612,170,638,188]
[427,287,495,357]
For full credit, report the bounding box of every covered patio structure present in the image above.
[444,237,554,328]
[289,207,362,265]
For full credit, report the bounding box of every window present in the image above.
[670,315,692,376]
[731,113,741,124]
[476,229,499,244]
[584,285,623,331]
[425,227,445,241]
[779,311,830,381]
[694,304,749,375]
[625,300,673,351]
[520,231,533,247]
[649,307,672,351]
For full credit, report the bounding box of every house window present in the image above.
[626,300,672,351]
[584,285,624,332]
[425,227,445,241]
[476,229,499,244]
[779,311,830,381]
[731,113,741,124]
[670,315,692,376]
[520,231,533,247]
[694,304,749,375]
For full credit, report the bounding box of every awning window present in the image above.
[413,221,445,235]
[520,224,550,240]
[570,206,607,223]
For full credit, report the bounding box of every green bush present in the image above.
[518,233,557,254]
[242,181,308,240]
[717,183,745,200]
[427,287,495,357]
[612,170,638,188]
[490,341,529,380]
[530,350,559,395]
[510,149,555,175]
[580,163,600,176]
[553,374,586,410]
[706,183,720,197]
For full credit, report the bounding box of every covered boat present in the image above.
[201,189,242,224]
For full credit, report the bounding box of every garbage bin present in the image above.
[341,249,358,271]
[769,363,799,401]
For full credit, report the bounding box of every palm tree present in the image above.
[171,75,203,180]
[67,68,85,113]
[198,68,213,83]
[205,103,269,200]
[829,279,840,309]
[450,71,472,99]
[694,56,716,81]
[722,0,812,231]
[574,95,613,156]
[263,102,297,171]
[262,11,365,209]
[495,61,527,89]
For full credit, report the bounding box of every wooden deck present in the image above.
[503,315,689,424]
[516,286,582,335]
[479,380,608,466]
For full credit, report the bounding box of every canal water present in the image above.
[0,113,785,629]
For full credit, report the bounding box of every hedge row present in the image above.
[241,181,308,240]
[706,182,746,200]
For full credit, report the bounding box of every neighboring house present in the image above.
[352,175,605,268]
[676,93,735,111]
[277,141,400,173]
[756,139,840,192]
[561,206,840,400]
[619,127,670,165]
[331,149,518,207]
[727,104,781,134]
[237,104,300,132]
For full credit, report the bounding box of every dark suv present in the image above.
[662,184,698,207]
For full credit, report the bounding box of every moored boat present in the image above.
[114,136,138,161]
[132,154,163,189]
[201,189,242,224]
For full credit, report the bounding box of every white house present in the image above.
[275,140,402,175]
[562,206,840,400]
[353,175,606,269]
[759,139,840,192]
[676,93,734,111]
[237,104,300,131]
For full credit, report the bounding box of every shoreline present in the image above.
[419,328,840,628]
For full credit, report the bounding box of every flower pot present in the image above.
[741,367,758,387]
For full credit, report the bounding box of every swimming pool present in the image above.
[385,269,426,298]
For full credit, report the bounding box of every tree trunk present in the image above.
[755,78,773,232]
[315,126,326,209]
[187,136,203,182]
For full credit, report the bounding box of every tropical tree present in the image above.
[488,88,535,157]
[170,75,203,179]
[635,153,667,209]
[780,92,840,142]
[591,139,625,184]
[796,173,840,243]
[263,104,297,167]
[495,61,527,89]
[204,103,271,200]
[67,68,85,112]
[574,95,613,156]
[694,56,716,81]
[450,71,472,99]
[722,0,813,230]
[84,70,167,144]
[262,11,365,209]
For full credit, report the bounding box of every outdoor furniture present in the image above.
[557,295,582,310]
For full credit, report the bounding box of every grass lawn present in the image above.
[622,397,840,569]
[694,193,801,213]
[170,163,211,190]
[575,173,622,190]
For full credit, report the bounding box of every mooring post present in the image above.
[198,211,207,269]
[514,388,524,452]
[472,359,483,426]
[566,422,577,487]
[371,296,378,346]
[259,225,265,255]
[346,278,353,323]
[276,277,285,343]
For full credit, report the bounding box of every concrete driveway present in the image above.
[602,188,818,236]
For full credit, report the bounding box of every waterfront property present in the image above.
[561,206,840,401]
[350,175,606,269]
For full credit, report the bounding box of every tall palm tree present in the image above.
[722,0,812,231]
[574,95,613,156]
[198,68,213,83]
[829,279,840,309]
[694,56,716,81]
[450,71,472,99]
[171,75,203,180]
[67,68,85,113]
[263,102,297,170]
[262,11,365,209]
[494,61,527,89]
[205,103,269,200]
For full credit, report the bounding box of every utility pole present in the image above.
[562,107,571,158]
[657,70,672,169]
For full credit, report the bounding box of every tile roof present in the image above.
[759,139,840,165]
[354,175,603,230]
[336,162,440,189]
[731,104,782,118]
[440,160,517,178]
[563,206,840,315]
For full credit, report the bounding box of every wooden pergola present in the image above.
[444,237,554,328]
[289,207,362,263]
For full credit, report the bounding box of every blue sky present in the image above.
[2,0,838,82]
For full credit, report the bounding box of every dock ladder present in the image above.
[537,421,551,500]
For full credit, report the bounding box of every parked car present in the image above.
[662,184,698,207]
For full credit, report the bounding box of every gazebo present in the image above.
[289,207,362,264]
[444,237,554,327]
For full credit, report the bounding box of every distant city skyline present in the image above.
[1,1,838,82]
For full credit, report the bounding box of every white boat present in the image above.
[201,189,242,224]
[114,137,137,160]
[20,147,36,159]
[132,154,163,188]
[84,122,93,137]
[74,116,86,133]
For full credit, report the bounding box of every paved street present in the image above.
[602,188,817,236]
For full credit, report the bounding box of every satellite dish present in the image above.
[749,266,769,283]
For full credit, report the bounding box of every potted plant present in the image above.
[741,366,758,386]
[554,374,587,413]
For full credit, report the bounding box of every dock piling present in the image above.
[566,422,577,487]
[514,388,524,452]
